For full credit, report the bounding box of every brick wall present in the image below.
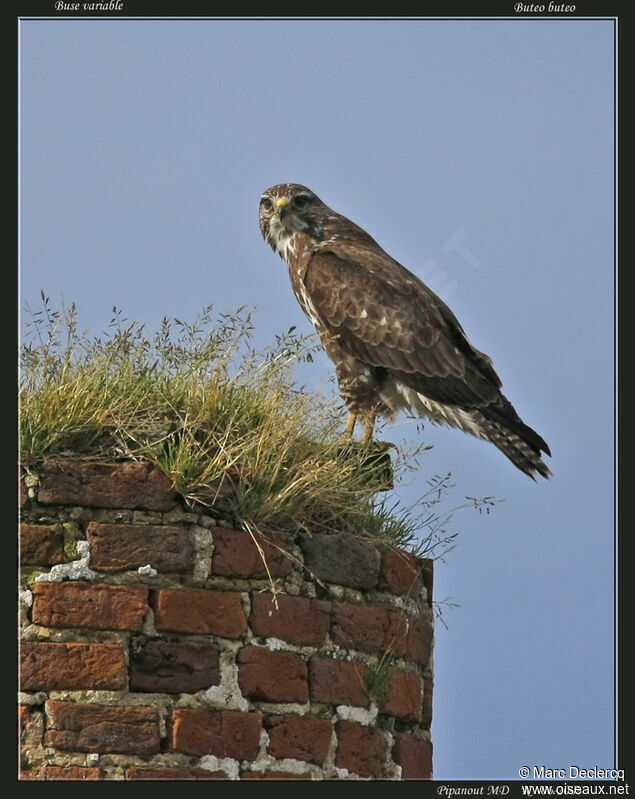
[19,459,434,781]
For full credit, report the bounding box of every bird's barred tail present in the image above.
[476,410,551,480]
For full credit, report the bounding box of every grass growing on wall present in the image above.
[20,294,494,556]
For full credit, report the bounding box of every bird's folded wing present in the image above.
[304,248,503,407]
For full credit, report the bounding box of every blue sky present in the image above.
[19,18,615,780]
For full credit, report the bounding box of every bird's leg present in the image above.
[341,412,357,443]
[360,411,376,446]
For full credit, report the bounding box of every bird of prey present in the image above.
[259,183,551,479]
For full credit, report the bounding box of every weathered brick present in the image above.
[155,588,247,638]
[331,602,408,657]
[39,766,103,780]
[309,658,369,707]
[393,733,433,779]
[20,641,127,691]
[172,708,262,759]
[32,582,149,631]
[379,548,422,595]
[38,459,176,510]
[87,522,193,573]
[20,523,64,565]
[45,701,160,755]
[126,766,226,780]
[241,771,306,780]
[405,615,433,665]
[422,677,433,728]
[211,528,293,578]
[237,646,308,703]
[250,592,330,646]
[266,714,332,764]
[18,769,41,781]
[378,670,423,721]
[297,532,380,590]
[129,637,220,694]
[335,720,388,777]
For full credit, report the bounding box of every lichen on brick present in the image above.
[62,522,84,561]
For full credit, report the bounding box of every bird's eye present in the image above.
[260,197,273,212]
[293,195,311,210]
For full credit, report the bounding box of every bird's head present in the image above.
[259,183,327,257]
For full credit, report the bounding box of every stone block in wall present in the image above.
[392,733,433,779]
[45,701,160,755]
[31,582,149,631]
[405,614,434,665]
[38,459,176,510]
[20,523,64,566]
[241,771,307,780]
[335,720,389,778]
[129,637,220,694]
[86,522,194,572]
[422,678,434,728]
[171,708,262,760]
[250,592,330,646]
[210,527,293,578]
[126,767,227,780]
[296,532,380,589]
[265,714,333,765]
[20,767,103,781]
[379,547,424,595]
[237,646,308,703]
[331,601,408,657]
[20,641,127,691]
[154,588,247,638]
[378,669,423,722]
[309,657,369,707]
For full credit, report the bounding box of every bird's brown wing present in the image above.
[303,246,503,408]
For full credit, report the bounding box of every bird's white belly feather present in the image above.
[380,378,483,438]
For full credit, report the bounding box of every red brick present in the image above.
[39,766,103,780]
[155,588,247,637]
[20,641,127,691]
[379,548,422,595]
[405,615,433,665]
[378,670,423,721]
[20,523,64,565]
[18,769,42,780]
[19,705,29,735]
[422,678,433,727]
[241,771,307,780]
[331,602,408,657]
[129,637,220,693]
[393,733,433,779]
[45,700,160,754]
[172,708,262,759]
[335,720,388,777]
[251,593,330,646]
[126,766,226,780]
[38,459,176,510]
[309,658,369,707]
[211,528,293,578]
[266,714,332,764]
[237,646,308,703]
[87,522,193,573]
[32,582,149,631]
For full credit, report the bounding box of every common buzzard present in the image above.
[259,183,551,480]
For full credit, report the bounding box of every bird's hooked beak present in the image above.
[274,196,290,219]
